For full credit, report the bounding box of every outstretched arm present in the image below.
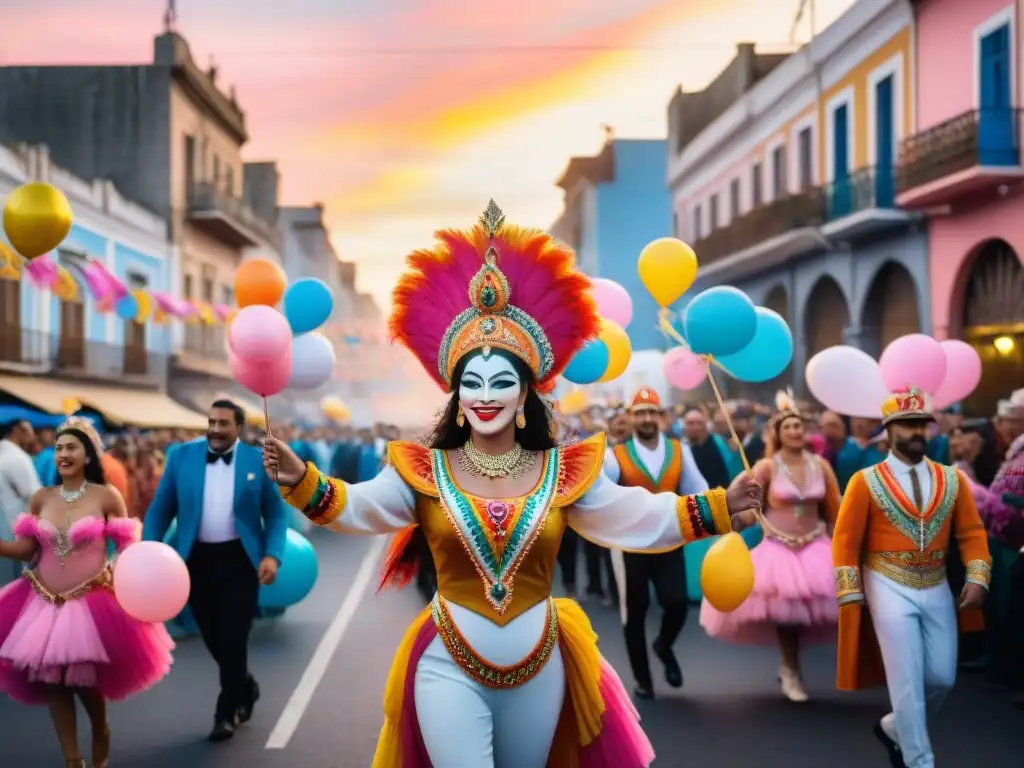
[0,492,42,562]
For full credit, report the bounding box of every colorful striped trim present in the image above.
[676,487,728,542]
[278,461,347,526]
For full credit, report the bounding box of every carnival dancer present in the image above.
[700,390,841,702]
[0,417,174,768]
[601,387,709,699]
[832,387,991,768]
[262,201,763,768]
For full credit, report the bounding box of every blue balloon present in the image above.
[283,278,334,335]
[115,293,138,321]
[562,339,609,385]
[684,286,757,357]
[259,529,319,609]
[717,307,794,383]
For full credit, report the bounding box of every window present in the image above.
[798,127,813,190]
[709,193,720,231]
[729,179,741,220]
[772,144,787,198]
[751,163,763,207]
[184,135,195,195]
[0,279,19,362]
[124,272,147,375]
[183,274,194,299]
[57,249,86,369]
[222,285,233,305]
[693,204,702,240]
[225,166,234,196]
[672,211,679,238]
[213,155,221,184]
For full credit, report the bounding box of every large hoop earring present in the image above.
[515,406,526,430]
[456,404,466,428]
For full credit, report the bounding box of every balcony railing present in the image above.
[0,326,169,386]
[692,189,827,266]
[897,108,1022,194]
[824,165,898,220]
[187,182,281,249]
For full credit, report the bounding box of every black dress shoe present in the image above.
[238,678,261,724]
[653,640,683,688]
[873,719,907,768]
[209,718,236,743]
[633,684,655,700]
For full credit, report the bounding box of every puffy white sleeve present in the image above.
[678,443,710,495]
[280,463,416,535]
[567,470,732,553]
[603,447,621,483]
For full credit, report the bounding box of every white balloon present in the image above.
[805,345,889,418]
[288,333,336,391]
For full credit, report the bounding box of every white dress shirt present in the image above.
[603,434,709,495]
[198,439,239,543]
[884,452,932,509]
[0,440,42,537]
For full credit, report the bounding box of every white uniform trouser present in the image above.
[414,599,565,768]
[864,570,957,768]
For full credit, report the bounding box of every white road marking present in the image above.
[265,536,387,750]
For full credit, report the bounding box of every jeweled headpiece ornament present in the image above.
[56,416,104,457]
[881,386,934,425]
[389,200,600,393]
[772,388,801,426]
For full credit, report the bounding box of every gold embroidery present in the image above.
[834,565,862,604]
[431,595,558,689]
[866,550,946,590]
[965,559,992,589]
[24,566,112,605]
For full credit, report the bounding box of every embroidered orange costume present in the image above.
[831,387,990,767]
[275,202,739,768]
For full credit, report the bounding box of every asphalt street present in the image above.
[1,530,1020,767]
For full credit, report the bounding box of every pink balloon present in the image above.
[591,278,634,328]
[113,541,190,623]
[229,305,292,365]
[932,340,982,409]
[879,333,947,394]
[663,346,707,390]
[231,345,293,397]
[806,345,889,418]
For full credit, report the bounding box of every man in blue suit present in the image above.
[144,400,287,742]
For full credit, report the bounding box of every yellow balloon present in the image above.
[637,238,698,308]
[132,290,153,323]
[597,318,631,382]
[700,532,755,612]
[558,389,588,416]
[3,182,73,260]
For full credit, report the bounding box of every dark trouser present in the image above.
[1009,553,1024,691]
[583,540,617,600]
[557,527,581,591]
[187,540,260,721]
[622,551,688,688]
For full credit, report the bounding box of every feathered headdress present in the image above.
[389,200,600,393]
[56,416,104,456]
[772,388,801,426]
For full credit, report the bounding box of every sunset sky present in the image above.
[3,0,856,307]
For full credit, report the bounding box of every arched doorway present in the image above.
[804,276,850,357]
[860,261,921,358]
[960,239,1024,415]
[764,284,789,324]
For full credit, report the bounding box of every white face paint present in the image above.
[458,353,523,436]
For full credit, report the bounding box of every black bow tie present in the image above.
[207,451,234,466]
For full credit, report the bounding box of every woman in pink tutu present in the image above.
[0,417,174,768]
[700,392,840,702]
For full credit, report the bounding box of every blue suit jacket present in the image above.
[142,438,288,568]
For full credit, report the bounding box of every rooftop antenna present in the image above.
[163,0,178,33]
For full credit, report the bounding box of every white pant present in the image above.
[865,571,957,768]
[414,601,566,768]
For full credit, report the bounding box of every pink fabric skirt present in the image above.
[700,536,837,646]
[397,618,655,767]
[0,575,174,704]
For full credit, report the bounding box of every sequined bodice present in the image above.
[31,516,109,595]
[765,455,827,537]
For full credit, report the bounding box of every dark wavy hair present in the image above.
[427,348,556,451]
[55,428,107,487]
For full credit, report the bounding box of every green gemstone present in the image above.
[490,582,507,601]
[480,285,497,307]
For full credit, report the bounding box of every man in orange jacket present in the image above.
[832,387,991,768]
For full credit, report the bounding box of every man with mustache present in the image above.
[832,387,991,768]
[603,387,710,699]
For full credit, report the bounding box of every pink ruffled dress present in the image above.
[700,455,838,645]
[0,514,174,704]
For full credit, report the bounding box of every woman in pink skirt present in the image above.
[0,418,174,767]
[700,393,840,702]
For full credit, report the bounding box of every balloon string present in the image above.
[263,396,279,483]
[701,356,807,547]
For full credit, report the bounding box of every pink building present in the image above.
[900,0,1024,411]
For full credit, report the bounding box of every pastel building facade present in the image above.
[667,0,928,396]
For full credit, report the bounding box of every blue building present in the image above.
[551,138,673,353]
[0,143,203,430]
